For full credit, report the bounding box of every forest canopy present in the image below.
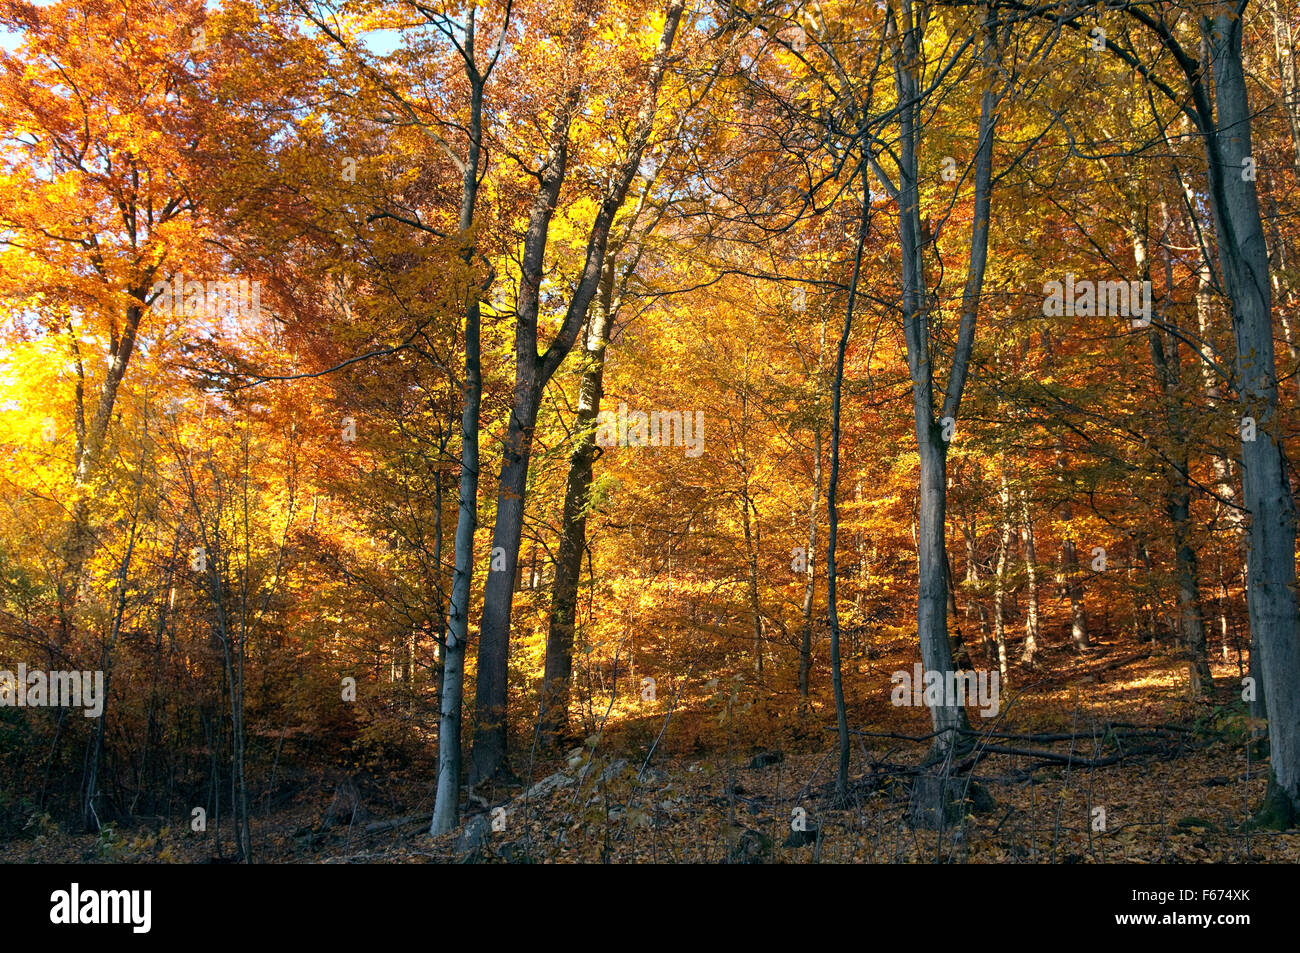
[1,0,1299,865]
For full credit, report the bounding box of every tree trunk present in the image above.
[1061,527,1089,651]
[538,258,617,746]
[961,510,986,643]
[1134,212,1213,691]
[885,0,996,755]
[1019,487,1039,666]
[430,294,482,832]
[431,30,487,835]
[1271,0,1300,175]
[470,382,540,785]
[469,2,684,785]
[61,297,150,604]
[1194,255,1245,659]
[741,475,764,679]
[798,426,822,700]
[1204,13,1300,820]
[992,474,1011,682]
[825,164,870,803]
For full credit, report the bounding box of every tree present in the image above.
[0,0,210,600]
[468,0,686,784]
[872,0,1001,756]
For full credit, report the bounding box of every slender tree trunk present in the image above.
[431,32,487,834]
[1271,0,1300,175]
[430,459,447,715]
[945,551,971,669]
[1019,487,1039,666]
[1134,214,1213,691]
[539,258,617,745]
[1169,492,1213,691]
[885,0,996,756]
[798,426,822,700]
[430,298,478,834]
[741,477,764,678]
[1060,530,1089,651]
[83,438,148,829]
[992,474,1011,682]
[961,510,986,643]
[1194,256,1248,616]
[470,385,539,784]
[826,165,870,804]
[61,295,150,603]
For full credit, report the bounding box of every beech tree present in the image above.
[468,0,687,784]
[7,0,1300,866]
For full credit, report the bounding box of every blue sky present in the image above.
[1,0,54,53]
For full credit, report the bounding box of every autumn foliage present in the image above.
[2,0,1300,863]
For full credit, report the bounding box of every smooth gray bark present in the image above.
[431,9,493,836]
[1203,12,1300,817]
[883,0,997,755]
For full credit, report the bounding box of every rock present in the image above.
[364,814,421,835]
[600,759,629,783]
[576,758,628,786]
[455,813,492,855]
[637,766,670,787]
[731,828,773,864]
[524,771,572,801]
[747,750,785,770]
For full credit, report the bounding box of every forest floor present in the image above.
[5,631,1299,863]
